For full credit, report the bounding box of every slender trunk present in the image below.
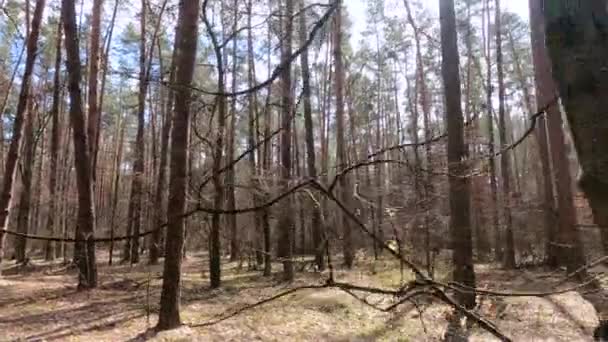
[150,18,179,266]
[108,112,125,265]
[14,97,36,262]
[277,0,295,281]
[87,0,103,177]
[62,0,98,289]
[44,16,63,260]
[207,1,226,288]
[156,0,199,330]
[246,0,264,268]
[227,0,239,262]
[439,0,476,309]
[484,0,500,262]
[495,0,516,269]
[299,0,323,269]
[0,0,45,264]
[124,0,147,264]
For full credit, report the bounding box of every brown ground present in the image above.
[0,253,601,341]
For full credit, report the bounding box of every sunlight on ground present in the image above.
[0,254,599,341]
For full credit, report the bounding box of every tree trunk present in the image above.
[542,2,587,272]
[245,0,264,269]
[526,0,558,267]
[124,0,147,264]
[62,0,98,289]
[439,0,476,309]
[150,13,179,266]
[44,15,63,261]
[87,0,103,177]
[483,0,501,263]
[495,0,516,269]
[227,0,239,262]
[277,0,295,281]
[0,0,45,264]
[156,0,199,330]
[14,92,36,263]
[299,0,324,270]
[544,0,608,329]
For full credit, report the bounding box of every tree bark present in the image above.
[150,13,179,266]
[0,0,45,264]
[495,0,516,269]
[156,0,199,330]
[483,0,501,263]
[87,0,103,177]
[62,0,98,289]
[299,0,324,270]
[439,0,476,309]
[544,0,608,329]
[44,15,63,261]
[542,1,587,272]
[124,0,147,264]
[227,0,239,262]
[277,0,295,281]
[527,0,559,267]
[14,91,36,263]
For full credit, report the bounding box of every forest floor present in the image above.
[0,252,602,342]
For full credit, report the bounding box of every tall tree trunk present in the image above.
[526,0,558,266]
[261,6,274,277]
[150,17,179,266]
[495,0,516,269]
[246,0,264,269]
[14,97,36,263]
[156,0,199,330]
[335,0,353,268]
[44,16,63,261]
[0,0,45,264]
[544,0,608,330]
[483,0,501,263]
[227,0,239,262]
[277,0,295,281]
[439,0,476,309]
[207,0,227,288]
[541,2,586,272]
[108,112,126,266]
[87,0,103,177]
[62,0,98,289]
[299,0,324,270]
[124,0,147,264]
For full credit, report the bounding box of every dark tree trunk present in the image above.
[124,0,147,264]
[299,0,324,270]
[527,0,558,267]
[62,0,98,289]
[495,0,516,269]
[156,0,199,330]
[227,0,240,263]
[483,0,501,263]
[277,0,295,281]
[439,0,476,309]
[150,9,179,266]
[14,93,36,263]
[544,0,608,328]
[333,0,353,269]
[0,0,44,264]
[542,2,586,272]
[205,0,226,289]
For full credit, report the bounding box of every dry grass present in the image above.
[0,253,600,341]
